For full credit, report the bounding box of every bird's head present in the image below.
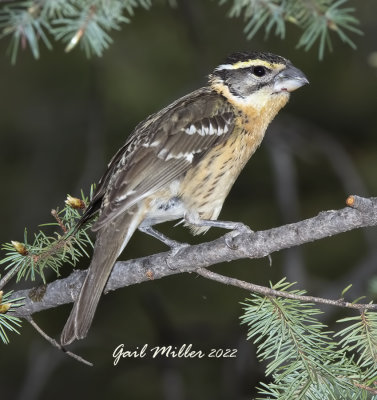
[209,51,308,111]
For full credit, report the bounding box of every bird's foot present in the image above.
[224,222,253,250]
[169,241,190,257]
[166,241,190,270]
[184,213,253,250]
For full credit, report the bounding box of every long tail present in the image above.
[60,210,142,345]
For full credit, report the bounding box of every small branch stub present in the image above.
[346,195,376,213]
[346,195,355,207]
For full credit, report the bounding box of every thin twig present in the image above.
[51,209,67,234]
[26,316,93,367]
[195,268,377,311]
[352,381,377,395]
[0,264,22,290]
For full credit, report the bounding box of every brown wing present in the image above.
[91,87,236,231]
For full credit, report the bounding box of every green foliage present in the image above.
[52,1,131,57]
[0,187,95,344]
[337,312,377,385]
[0,188,94,283]
[240,279,377,399]
[0,0,152,63]
[0,291,23,344]
[220,0,362,59]
[0,0,361,63]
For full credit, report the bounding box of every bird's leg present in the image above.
[138,226,189,252]
[184,213,253,249]
[185,212,253,233]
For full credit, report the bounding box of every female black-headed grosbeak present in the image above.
[61,51,308,345]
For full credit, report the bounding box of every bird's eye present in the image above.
[252,66,266,77]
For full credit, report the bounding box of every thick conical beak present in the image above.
[273,64,309,93]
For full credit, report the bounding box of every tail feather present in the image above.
[60,210,141,345]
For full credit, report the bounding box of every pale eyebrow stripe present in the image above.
[215,59,283,71]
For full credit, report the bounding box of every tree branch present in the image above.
[196,268,377,310]
[26,316,93,366]
[7,195,377,318]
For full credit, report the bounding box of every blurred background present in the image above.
[1,1,377,399]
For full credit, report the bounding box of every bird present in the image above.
[60,51,308,345]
